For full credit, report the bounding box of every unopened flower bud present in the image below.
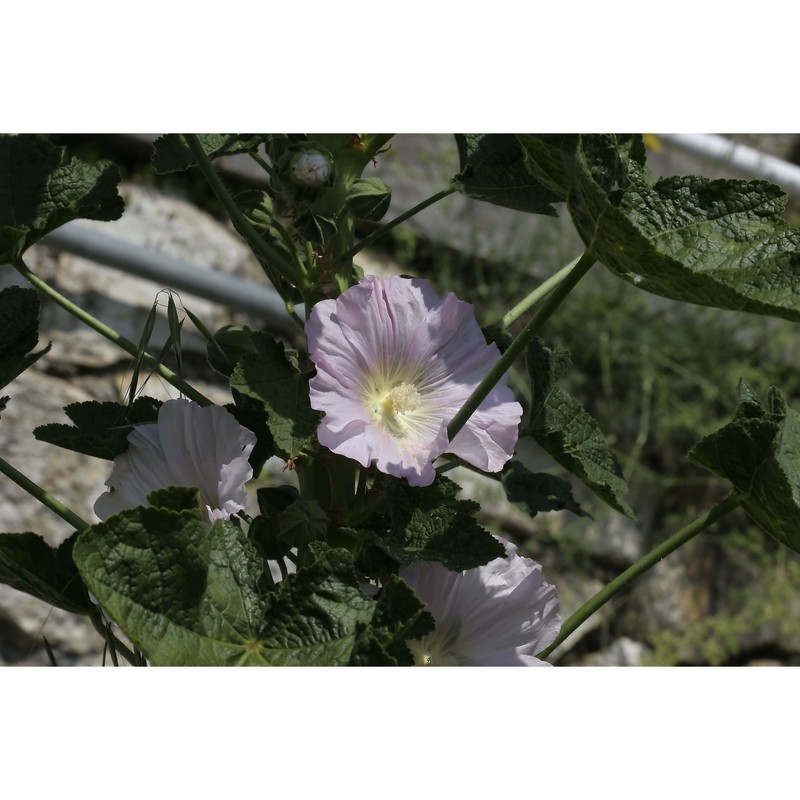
[289,150,332,187]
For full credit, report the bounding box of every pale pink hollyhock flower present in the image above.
[94,399,256,523]
[400,537,560,666]
[306,275,523,487]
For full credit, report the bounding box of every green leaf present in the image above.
[517,134,645,201]
[564,134,800,320]
[0,134,123,262]
[368,475,505,570]
[206,324,260,378]
[152,134,271,174]
[689,380,800,555]
[453,134,561,216]
[73,490,379,665]
[73,490,270,665]
[229,332,320,459]
[257,542,376,666]
[526,338,633,518]
[33,397,163,460]
[501,460,588,518]
[277,498,328,547]
[0,286,50,388]
[350,575,435,666]
[0,531,93,616]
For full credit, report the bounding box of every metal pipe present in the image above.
[41,222,300,336]
[658,133,800,197]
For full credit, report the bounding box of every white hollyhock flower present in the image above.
[289,151,332,187]
[306,275,522,487]
[94,399,256,523]
[400,537,560,666]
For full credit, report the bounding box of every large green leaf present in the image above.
[689,380,800,555]
[529,133,800,320]
[0,531,93,616]
[0,134,123,262]
[0,286,50,390]
[526,338,633,518]
[72,487,382,665]
[152,134,272,174]
[229,331,320,459]
[34,397,163,460]
[453,134,561,215]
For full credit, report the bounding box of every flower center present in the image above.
[407,616,463,666]
[375,382,422,439]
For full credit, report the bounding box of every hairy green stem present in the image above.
[501,255,583,328]
[536,493,743,660]
[338,187,457,263]
[13,260,212,407]
[0,454,90,531]
[184,135,307,293]
[447,252,596,442]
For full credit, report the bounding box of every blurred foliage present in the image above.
[644,526,800,665]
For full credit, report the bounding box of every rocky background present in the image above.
[3,133,800,666]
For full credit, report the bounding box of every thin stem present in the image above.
[338,186,457,263]
[447,252,596,443]
[501,255,583,328]
[0,454,89,531]
[248,150,278,180]
[13,260,212,407]
[89,607,141,666]
[536,493,743,660]
[184,135,306,290]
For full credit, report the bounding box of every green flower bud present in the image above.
[345,177,392,221]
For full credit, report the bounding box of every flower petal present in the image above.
[94,399,256,523]
[400,537,560,666]
[306,275,522,485]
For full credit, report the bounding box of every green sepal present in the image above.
[501,460,588,518]
[345,177,392,222]
[689,380,800,555]
[0,286,50,389]
[293,208,337,244]
[229,331,321,460]
[0,134,123,262]
[526,338,633,518]
[152,134,272,174]
[33,397,163,460]
[0,531,93,616]
[453,134,561,216]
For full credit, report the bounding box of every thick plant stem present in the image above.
[447,252,596,442]
[501,255,583,328]
[0,454,90,532]
[338,187,457,263]
[183,135,307,293]
[536,493,743,660]
[13,260,212,407]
